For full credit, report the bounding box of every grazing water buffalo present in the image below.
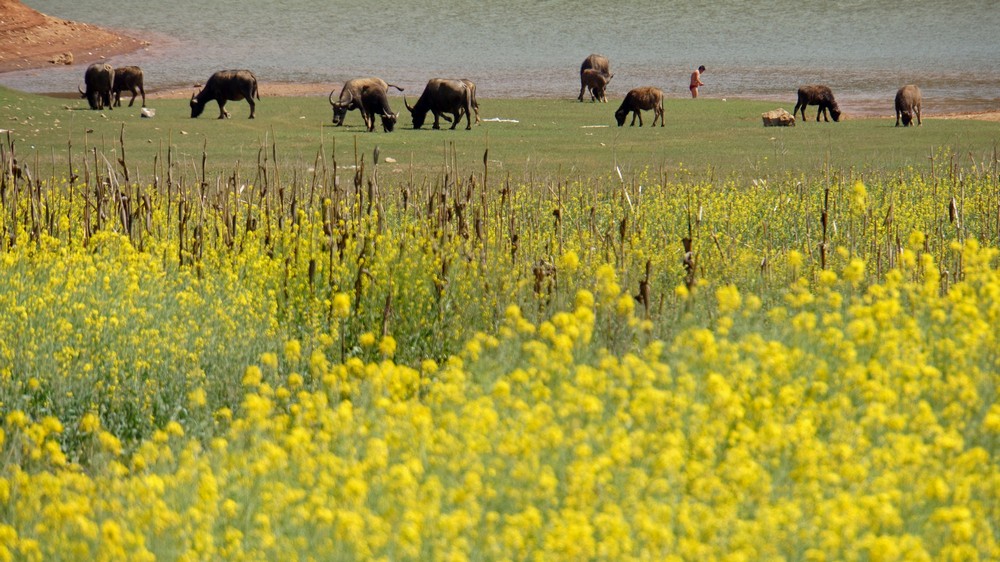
[191,70,259,119]
[79,63,115,110]
[581,68,613,102]
[615,87,664,127]
[112,65,146,107]
[578,54,610,101]
[895,84,922,126]
[404,78,474,130]
[329,78,404,127]
[793,84,841,122]
[347,85,399,132]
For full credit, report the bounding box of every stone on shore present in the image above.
[762,108,795,127]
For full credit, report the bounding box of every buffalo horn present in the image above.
[403,95,414,112]
[78,84,86,96]
[328,90,337,105]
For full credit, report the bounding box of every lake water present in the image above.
[5,0,1000,116]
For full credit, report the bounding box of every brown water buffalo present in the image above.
[112,65,146,107]
[190,70,259,119]
[793,84,841,122]
[329,77,404,127]
[615,87,664,127]
[404,78,474,130]
[78,63,114,110]
[459,79,481,124]
[895,84,922,126]
[578,54,610,101]
[581,68,613,102]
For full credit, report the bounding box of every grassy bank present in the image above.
[3,86,999,182]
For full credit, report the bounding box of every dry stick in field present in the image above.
[820,186,830,270]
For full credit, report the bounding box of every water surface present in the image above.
[5,0,1000,116]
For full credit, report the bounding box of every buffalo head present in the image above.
[329,90,350,125]
[190,89,206,118]
[614,108,628,127]
[403,95,426,129]
[380,111,399,132]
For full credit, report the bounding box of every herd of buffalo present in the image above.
[77,54,924,129]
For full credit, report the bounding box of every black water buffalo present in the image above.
[581,68,613,102]
[329,78,403,127]
[615,87,664,127]
[112,65,146,107]
[404,78,474,130]
[347,85,399,132]
[578,54,610,102]
[793,84,841,122]
[79,63,114,110]
[190,70,259,119]
[895,84,922,126]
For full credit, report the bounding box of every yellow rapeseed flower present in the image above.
[284,339,302,363]
[379,335,397,358]
[558,250,580,274]
[716,284,742,315]
[79,413,101,433]
[243,365,263,387]
[261,352,279,369]
[332,292,351,319]
[359,332,376,348]
[188,387,207,408]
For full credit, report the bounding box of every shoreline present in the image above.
[0,0,148,73]
[1,2,998,122]
[27,82,1000,123]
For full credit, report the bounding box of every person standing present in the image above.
[690,65,705,98]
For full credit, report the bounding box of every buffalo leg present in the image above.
[139,86,146,108]
[432,112,442,129]
[915,106,921,126]
[217,100,229,119]
[247,99,255,119]
[578,82,586,102]
[793,101,804,121]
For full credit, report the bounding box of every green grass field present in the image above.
[3,86,998,183]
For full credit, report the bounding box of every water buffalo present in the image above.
[78,63,114,110]
[329,78,403,127]
[793,84,841,122]
[345,85,399,132]
[112,65,146,107]
[581,68,613,102]
[895,84,922,126]
[615,87,664,127]
[459,79,481,124]
[578,54,610,101]
[404,78,474,130]
[191,69,259,119]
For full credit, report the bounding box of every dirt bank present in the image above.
[0,0,147,73]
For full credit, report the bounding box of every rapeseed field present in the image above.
[1,139,998,560]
